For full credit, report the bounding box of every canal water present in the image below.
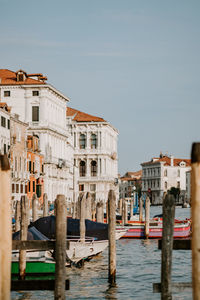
[11,206,191,300]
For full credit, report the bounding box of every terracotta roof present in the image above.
[67,107,106,122]
[121,170,142,181]
[142,156,191,167]
[0,102,11,112]
[0,69,47,85]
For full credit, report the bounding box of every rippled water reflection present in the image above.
[12,207,192,300]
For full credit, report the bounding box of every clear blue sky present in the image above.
[0,0,200,175]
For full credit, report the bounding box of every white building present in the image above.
[141,154,191,204]
[119,171,142,200]
[185,170,191,203]
[0,69,73,202]
[0,102,10,155]
[66,107,119,204]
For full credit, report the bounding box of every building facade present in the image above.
[0,69,73,202]
[0,102,10,156]
[66,107,119,204]
[141,154,191,205]
[10,114,28,206]
[119,171,142,200]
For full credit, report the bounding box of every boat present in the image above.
[118,219,191,239]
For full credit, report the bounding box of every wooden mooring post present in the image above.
[191,142,200,300]
[96,201,104,223]
[145,196,150,238]
[43,193,48,217]
[0,155,12,300]
[108,190,116,285]
[161,194,175,300]
[32,194,38,222]
[19,195,29,280]
[85,192,92,220]
[139,197,143,222]
[15,200,21,232]
[80,193,86,242]
[55,194,67,300]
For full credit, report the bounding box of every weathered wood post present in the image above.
[0,155,11,300]
[72,201,76,219]
[130,197,133,219]
[76,195,81,219]
[161,193,175,300]
[108,189,116,285]
[19,195,29,280]
[191,142,200,300]
[15,200,21,232]
[96,201,104,223]
[85,192,92,220]
[80,193,86,242]
[92,198,96,221]
[145,196,150,238]
[43,193,48,217]
[119,198,123,216]
[32,194,38,222]
[55,194,67,300]
[139,197,143,222]
[106,200,109,223]
[122,199,128,225]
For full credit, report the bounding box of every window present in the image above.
[79,134,86,149]
[16,184,19,193]
[20,184,23,193]
[74,133,76,148]
[91,134,97,149]
[79,160,86,177]
[28,181,31,192]
[90,184,96,191]
[4,91,10,97]
[4,144,6,154]
[29,161,31,172]
[165,181,167,189]
[25,185,28,194]
[12,184,15,193]
[32,90,39,96]
[177,181,180,188]
[79,184,84,191]
[33,181,35,193]
[32,106,39,122]
[1,116,6,127]
[177,169,180,177]
[91,160,97,177]
[164,169,167,177]
[7,119,10,129]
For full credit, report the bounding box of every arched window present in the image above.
[79,134,86,149]
[91,160,97,177]
[80,160,86,177]
[91,134,97,149]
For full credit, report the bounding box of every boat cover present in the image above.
[29,216,108,241]
[13,226,49,241]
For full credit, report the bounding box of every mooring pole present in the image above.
[55,194,67,300]
[108,189,116,285]
[191,143,200,300]
[139,197,143,223]
[0,155,11,300]
[32,194,38,222]
[86,192,92,220]
[43,193,48,217]
[161,194,175,300]
[80,193,86,242]
[145,196,150,239]
[19,195,29,280]
[15,200,21,232]
[96,201,103,223]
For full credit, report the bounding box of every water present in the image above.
[11,206,191,300]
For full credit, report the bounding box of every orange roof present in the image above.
[142,156,191,167]
[121,170,142,181]
[0,102,11,112]
[67,107,106,122]
[0,69,47,85]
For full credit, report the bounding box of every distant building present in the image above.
[141,154,191,205]
[0,102,10,155]
[26,135,44,206]
[119,171,142,200]
[0,69,73,202]
[66,107,118,203]
[185,170,191,203]
[10,114,28,205]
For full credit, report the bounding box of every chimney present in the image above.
[170,155,174,166]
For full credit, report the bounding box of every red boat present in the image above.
[117,219,191,239]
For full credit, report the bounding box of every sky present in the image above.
[0,0,200,175]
